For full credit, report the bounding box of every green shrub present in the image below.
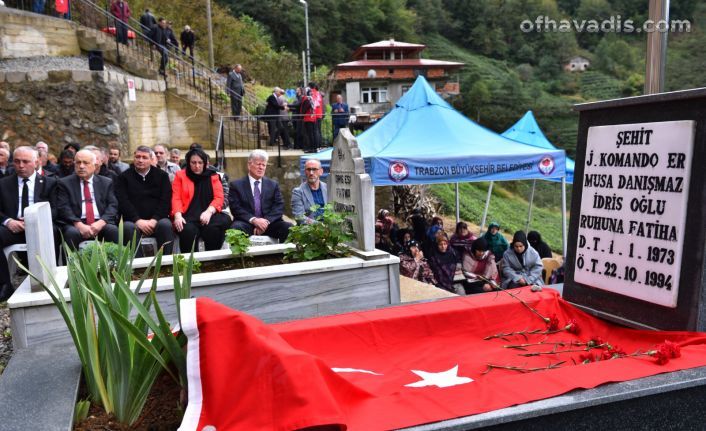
[285,204,353,262]
[225,229,251,267]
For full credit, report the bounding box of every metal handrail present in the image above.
[65,0,249,121]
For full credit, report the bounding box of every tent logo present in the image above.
[388,161,410,182]
[538,156,555,176]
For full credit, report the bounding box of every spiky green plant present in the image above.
[21,235,194,426]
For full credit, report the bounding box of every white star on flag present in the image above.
[404,365,473,388]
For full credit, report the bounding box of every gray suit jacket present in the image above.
[291,181,327,224]
[226,71,244,97]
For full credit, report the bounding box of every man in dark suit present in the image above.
[0,147,13,178]
[265,87,288,147]
[226,64,245,117]
[0,146,58,301]
[116,146,174,254]
[150,18,170,76]
[229,150,292,243]
[56,149,124,250]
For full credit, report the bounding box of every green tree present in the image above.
[466,80,491,122]
[593,36,637,79]
[575,0,614,50]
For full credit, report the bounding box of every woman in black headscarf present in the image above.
[527,230,552,259]
[501,231,544,289]
[428,234,459,292]
[171,148,230,251]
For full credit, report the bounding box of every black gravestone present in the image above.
[563,88,706,331]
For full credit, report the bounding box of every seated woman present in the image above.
[374,228,393,253]
[461,237,498,294]
[171,148,231,251]
[527,230,552,259]
[483,221,509,263]
[391,228,412,256]
[501,231,544,289]
[428,234,458,293]
[375,209,398,243]
[450,221,477,257]
[399,240,436,285]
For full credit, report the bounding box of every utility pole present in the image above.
[644,0,669,94]
[206,0,215,69]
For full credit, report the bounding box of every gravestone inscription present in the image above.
[564,88,706,330]
[575,120,694,308]
[327,129,375,251]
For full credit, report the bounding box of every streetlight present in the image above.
[299,0,311,84]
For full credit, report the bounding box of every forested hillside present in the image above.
[219,0,702,157]
[129,0,702,249]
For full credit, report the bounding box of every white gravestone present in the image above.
[327,129,375,252]
[24,202,57,292]
[574,120,695,307]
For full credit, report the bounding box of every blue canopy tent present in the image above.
[501,110,574,183]
[301,76,569,254]
[500,111,574,239]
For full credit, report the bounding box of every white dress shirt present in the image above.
[16,171,37,219]
[80,175,101,221]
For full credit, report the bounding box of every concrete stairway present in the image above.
[75,24,267,150]
[76,27,158,79]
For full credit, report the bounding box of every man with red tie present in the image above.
[0,146,58,301]
[56,149,124,250]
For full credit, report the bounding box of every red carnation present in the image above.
[579,353,593,364]
[587,336,604,348]
[565,319,580,335]
[662,340,681,359]
[601,350,614,361]
[653,344,671,365]
[547,314,560,331]
[609,345,626,357]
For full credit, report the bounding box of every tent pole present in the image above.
[480,181,493,233]
[526,179,536,232]
[561,176,567,259]
[455,182,460,225]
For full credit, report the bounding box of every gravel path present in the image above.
[0,303,12,375]
[0,55,123,72]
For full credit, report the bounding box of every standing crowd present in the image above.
[229,74,350,153]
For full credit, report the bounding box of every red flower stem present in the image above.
[483,361,566,374]
[518,344,609,357]
[504,340,577,349]
[496,286,549,323]
[484,327,568,340]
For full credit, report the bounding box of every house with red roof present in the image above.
[331,39,463,122]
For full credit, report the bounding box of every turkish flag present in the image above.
[179,289,706,430]
[55,0,68,14]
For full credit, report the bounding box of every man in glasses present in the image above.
[291,159,327,224]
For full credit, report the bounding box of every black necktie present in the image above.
[21,178,29,218]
